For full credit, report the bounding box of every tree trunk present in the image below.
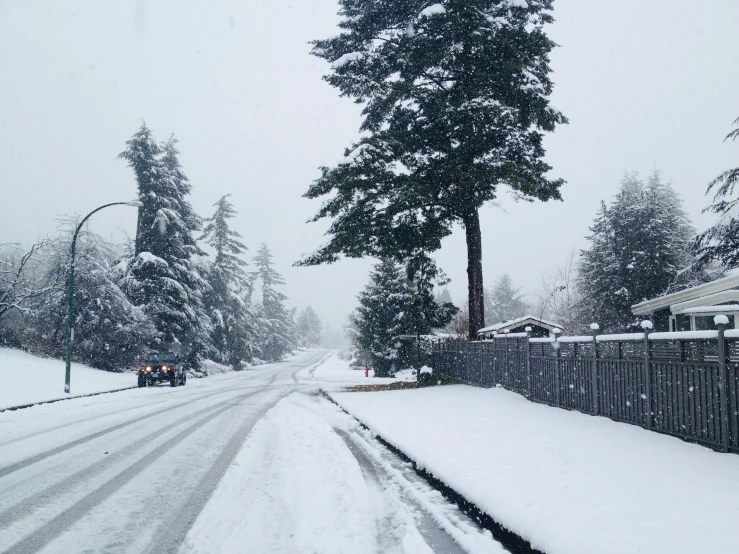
[463,209,484,340]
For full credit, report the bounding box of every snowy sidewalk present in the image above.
[331,384,739,554]
[0,348,136,410]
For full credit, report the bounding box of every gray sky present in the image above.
[1,0,738,330]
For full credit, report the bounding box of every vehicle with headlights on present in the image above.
[138,352,186,388]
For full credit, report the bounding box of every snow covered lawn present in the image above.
[298,351,398,390]
[0,347,136,410]
[331,385,739,554]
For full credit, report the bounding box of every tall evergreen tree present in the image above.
[250,244,294,361]
[435,287,453,306]
[694,116,739,268]
[579,171,697,331]
[405,254,458,335]
[297,306,323,347]
[349,259,412,376]
[300,0,567,339]
[117,124,210,357]
[484,273,528,324]
[200,195,257,366]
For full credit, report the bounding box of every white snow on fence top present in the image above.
[419,3,446,17]
[529,337,555,343]
[478,315,563,335]
[680,305,739,314]
[596,333,644,342]
[557,336,593,343]
[649,330,718,340]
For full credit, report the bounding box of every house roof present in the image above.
[478,315,563,335]
[632,272,739,316]
[678,305,739,314]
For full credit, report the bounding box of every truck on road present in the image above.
[138,352,187,388]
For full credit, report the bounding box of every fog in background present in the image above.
[1,0,737,332]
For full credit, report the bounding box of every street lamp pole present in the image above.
[64,200,142,393]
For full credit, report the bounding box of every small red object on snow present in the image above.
[365,367,369,378]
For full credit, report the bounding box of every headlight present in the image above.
[145,366,152,372]
[162,365,168,371]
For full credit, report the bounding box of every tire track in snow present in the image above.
[1,386,272,554]
[146,358,318,553]
[0,394,245,530]
[0,377,303,478]
[1,353,328,554]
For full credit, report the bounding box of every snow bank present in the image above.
[0,348,136,410]
[331,385,739,554]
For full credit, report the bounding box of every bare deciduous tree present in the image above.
[0,241,57,322]
[534,249,586,335]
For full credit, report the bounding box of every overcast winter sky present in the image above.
[1,0,738,331]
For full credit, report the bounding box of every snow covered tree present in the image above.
[117,124,210,360]
[250,244,294,361]
[579,171,697,331]
[349,259,413,376]
[297,306,323,347]
[300,0,567,339]
[405,254,458,335]
[0,240,57,325]
[694,116,739,268]
[33,223,157,370]
[200,195,258,366]
[484,273,528,325]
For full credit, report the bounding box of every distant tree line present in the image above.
[0,123,321,371]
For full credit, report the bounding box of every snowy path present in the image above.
[0,351,500,554]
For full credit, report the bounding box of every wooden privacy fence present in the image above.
[431,323,739,453]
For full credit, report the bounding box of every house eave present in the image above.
[631,274,739,316]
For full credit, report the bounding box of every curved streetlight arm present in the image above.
[64,201,141,393]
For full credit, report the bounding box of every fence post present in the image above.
[525,326,533,397]
[504,329,510,385]
[553,328,562,406]
[480,340,485,386]
[590,323,600,415]
[641,320,653,430]
[715,316,730,452]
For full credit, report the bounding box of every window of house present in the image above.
[674,314,691,331]
[693,315,735,331]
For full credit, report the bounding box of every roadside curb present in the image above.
[0,386,138,413]
[323,390,544,554]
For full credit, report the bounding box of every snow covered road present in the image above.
[0,351,499,554]
[0,351,327,553]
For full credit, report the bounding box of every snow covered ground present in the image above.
[1,350,503,553]
[182,393,503,554]
[331,384,739,554]
[0,347,136,410]
[296,351,398,390]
